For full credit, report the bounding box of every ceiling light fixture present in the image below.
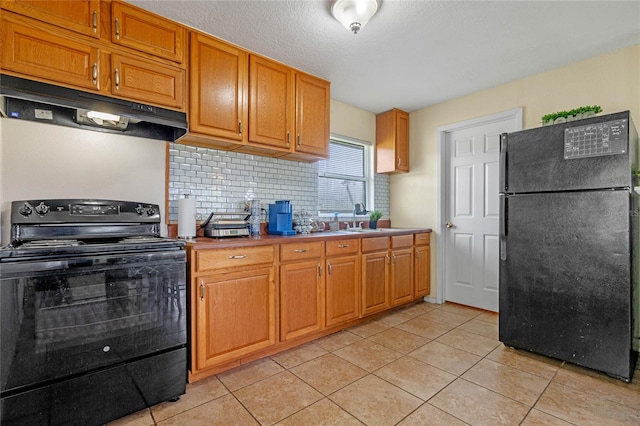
[331,0,379,34]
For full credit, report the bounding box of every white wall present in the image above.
[0,119,167,245]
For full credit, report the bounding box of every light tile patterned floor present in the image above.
[108,302,640,426]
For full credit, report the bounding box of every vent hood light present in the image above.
[80,110,129,129]
[1,74,188,142]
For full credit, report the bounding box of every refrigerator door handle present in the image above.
[500,133,508,192]
[500,195,507,261]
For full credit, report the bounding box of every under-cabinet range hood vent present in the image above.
[0,74,188,142]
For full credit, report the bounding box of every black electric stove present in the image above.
[0,199,187,426]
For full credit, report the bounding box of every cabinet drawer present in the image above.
[325,239,358,256]
[392,235,413,249]
[196,245,274,271]
[361,236,389,253]
[280,242,323,262]
[414,233,430,246]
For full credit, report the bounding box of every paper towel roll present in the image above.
[178,197,196,238]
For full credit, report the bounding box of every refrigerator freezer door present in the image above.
[499,190,634,380]
[501,111,632,194]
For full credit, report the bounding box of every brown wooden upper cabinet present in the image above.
[186,32,330,161]
[111,0,186,64]
[376,108,410,173]
[294,72,330,159]
[0,1,187,111]
[189,32,248,145]
[248,55,294,151]
[0,0,101,38]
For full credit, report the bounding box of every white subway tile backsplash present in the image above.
[168,143,390,222]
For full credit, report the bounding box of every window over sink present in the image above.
[318,136,374,216]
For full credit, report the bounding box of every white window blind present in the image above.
[318,139,370,214]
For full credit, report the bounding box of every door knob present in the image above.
[445,222,454,229]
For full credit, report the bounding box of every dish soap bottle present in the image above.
[329,212,340,231]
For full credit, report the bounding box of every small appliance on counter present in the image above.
[201,212,250,238]
[268,200,296,235]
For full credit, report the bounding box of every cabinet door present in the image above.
[1,0,101,38]
[1,16,100,92]
[111,53,185,110]
[190,33,247,141]
[280,260,323,341]
[390,248,413,306]
[294,72,329,158]
[326,255,359,327]
[414,245,430,298]
[395,110,409,172]
[376,108,409,174]
[111,1,186,63]
[248,55,293,150]
[361,251,389,316]
[195,268,275,369]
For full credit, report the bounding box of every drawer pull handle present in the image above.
[115,17,120,39]
[338,244,350,248]
[114,68,120,90]
[200,281,205,301]
[228,255,247,259]
[293,249,308,253]
[92,11,98,33]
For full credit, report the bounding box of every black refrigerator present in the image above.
[499,110,639,382]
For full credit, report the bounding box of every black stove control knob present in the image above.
[135,204,145,215]
[35,202,50,215]
[19,203,33,216]
[146,206,156,216]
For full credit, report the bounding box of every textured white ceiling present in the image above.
[130,0,640,114]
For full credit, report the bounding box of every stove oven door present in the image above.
[0,249,186,422]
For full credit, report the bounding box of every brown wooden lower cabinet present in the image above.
[195,267,276,370]
[280,260,324,341]
[188,231,430,382]
[361,251,390,316]
[414,245,430,298]
[325,254,360,326]
[391,247,414,306]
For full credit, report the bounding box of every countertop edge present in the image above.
[185,228,432,249]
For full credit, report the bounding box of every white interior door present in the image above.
[443,117,518,311]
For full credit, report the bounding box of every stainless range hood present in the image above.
[1,74,188,142]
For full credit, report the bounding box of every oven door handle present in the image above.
[67,259,95,268]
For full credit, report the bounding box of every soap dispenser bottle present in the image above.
[330,212,340,231]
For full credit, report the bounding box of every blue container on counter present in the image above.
[268,200,296,235]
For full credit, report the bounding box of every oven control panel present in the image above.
[10,199,160,224]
